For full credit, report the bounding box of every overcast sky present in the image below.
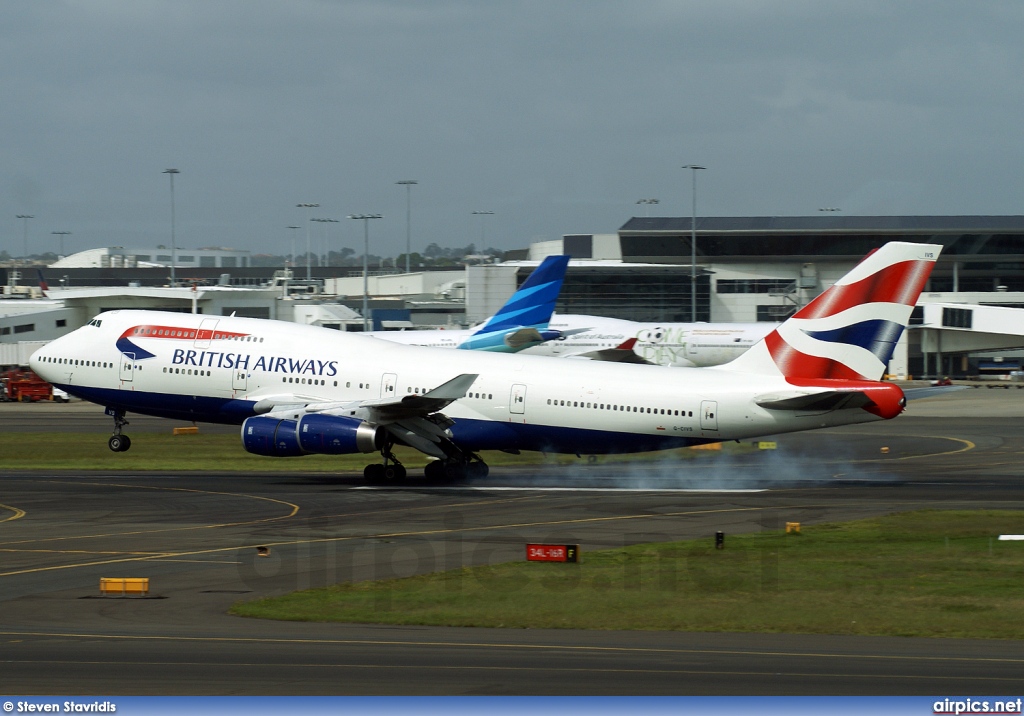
[2,1,1022,260]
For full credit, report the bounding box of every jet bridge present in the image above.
[915,303,1024,378]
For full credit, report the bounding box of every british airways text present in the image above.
[171,349,339,376]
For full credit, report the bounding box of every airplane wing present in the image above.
[254,374,479,459]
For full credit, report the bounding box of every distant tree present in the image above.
[250,254,288,267]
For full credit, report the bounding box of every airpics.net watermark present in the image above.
[934,699,1023,715]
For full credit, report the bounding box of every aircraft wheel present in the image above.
[423,460,444,482]
[443,461,468,482]
[467,461,489,479]
[108,435,130,453]
[363,463,385,484]
[383,464,406,482]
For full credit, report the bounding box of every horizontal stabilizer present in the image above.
[756,390,874,412]
[503,327,545,349]
[572,337,653,364]
[903,385,967,401]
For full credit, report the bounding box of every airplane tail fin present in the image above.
[36,269,49,296]
[470,255,570,337]
[723,241,941,381]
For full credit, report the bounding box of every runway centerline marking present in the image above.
[1,629,1022,667]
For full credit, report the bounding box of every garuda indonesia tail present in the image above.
[457,254,570,351]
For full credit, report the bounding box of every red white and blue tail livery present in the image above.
[730,242,938,381]
[30,242,941,482]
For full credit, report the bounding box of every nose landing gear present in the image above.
[107,410,131,452]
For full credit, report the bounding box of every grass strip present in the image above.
[0,432,729,473]
[230,510,1024,639]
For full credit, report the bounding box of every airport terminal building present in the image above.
[512,215,1024,323]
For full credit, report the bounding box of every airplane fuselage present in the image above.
[31,310,888,456]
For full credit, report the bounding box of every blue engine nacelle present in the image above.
[242,417,302,457]
[296,413,383,455]
[242,414,383,457]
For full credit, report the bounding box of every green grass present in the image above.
[0,431,735,473]
[230,510,1024,639]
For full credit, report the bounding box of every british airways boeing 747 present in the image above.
[31,242,940,482]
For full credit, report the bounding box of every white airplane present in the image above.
[376,312,775,367]
[30,241,940,483]
[366,254,771,366]
[523,316,775,366]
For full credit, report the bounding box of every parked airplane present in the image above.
[372,254,570,352]
[379,311,775,367]
[524,316,775,366]
[31,242,940,482]
[370,256,774,366]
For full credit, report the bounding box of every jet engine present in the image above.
[242,414,384,457]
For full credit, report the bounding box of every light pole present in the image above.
[682,165,705,322]
[296,203,319,281]
[16,215,34,263]
[348,214,382,331]
[396,180,417,273]
[51,231,71,256]
[471,210,494,245]
[286,226,301,269]
[636,198,659,217]
[163,169,179,285]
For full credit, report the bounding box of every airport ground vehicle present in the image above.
[0,369,53,402]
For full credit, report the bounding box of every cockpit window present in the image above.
[88,319,102,327]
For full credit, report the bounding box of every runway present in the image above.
[1,389,1023,694]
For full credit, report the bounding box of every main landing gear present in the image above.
[423,457,489,483]
[363,444,407,484]
[361,438,490,485]
[108,410,131,453]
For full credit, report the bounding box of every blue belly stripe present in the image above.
[54,384,709,455]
